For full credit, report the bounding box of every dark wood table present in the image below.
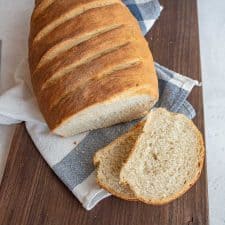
[0,0,209,224]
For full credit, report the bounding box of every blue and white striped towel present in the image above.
[0,0,199,210]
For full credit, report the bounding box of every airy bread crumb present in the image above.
[93,122,144,200]
[120,108,205,204]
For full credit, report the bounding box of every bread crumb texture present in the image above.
[93,123,144,200]
[120,108,204,204]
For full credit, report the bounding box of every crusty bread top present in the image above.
[93,122,144,200]
[120,108,205,205]
[29,1,123,72]
[29,0,158,132]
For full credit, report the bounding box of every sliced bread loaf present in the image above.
[120,108,205,205]
[29,0,159,137]
[93,122,144,200]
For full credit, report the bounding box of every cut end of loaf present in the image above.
[52,94,155,137]
[120,108,205,205]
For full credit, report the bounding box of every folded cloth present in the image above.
[0,0,200,210]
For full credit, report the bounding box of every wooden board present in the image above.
[0,0,209,224]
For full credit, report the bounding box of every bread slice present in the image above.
[93,122,144,200]
[120,108,205,205]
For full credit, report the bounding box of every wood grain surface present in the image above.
[0,0,209,224]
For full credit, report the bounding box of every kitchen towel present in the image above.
[0,0,200,210]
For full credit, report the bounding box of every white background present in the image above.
[198,0,225,224]
[0,0,224,224]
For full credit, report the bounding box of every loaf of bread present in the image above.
[94,108,205,204]
[28,0,159,136]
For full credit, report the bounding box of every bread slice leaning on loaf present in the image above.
[93,122,144,200]
[28,0,159,136]
[120,108,205,205]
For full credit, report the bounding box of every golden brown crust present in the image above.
[29,3,131,73]
[48,65,157,130]
[35,0,42,6]
[34,40,149,110]
[29,0,159,134]
[30,0,121,42]
[95,179,137,201]
[120,109,205,205]
[32,26,139,92]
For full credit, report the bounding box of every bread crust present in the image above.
[120,109,205,205]
[50,83,156,131]
[31,0,121,42]
[95,178,137,201]
[29,3,135,73]
[29,0,159,135]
